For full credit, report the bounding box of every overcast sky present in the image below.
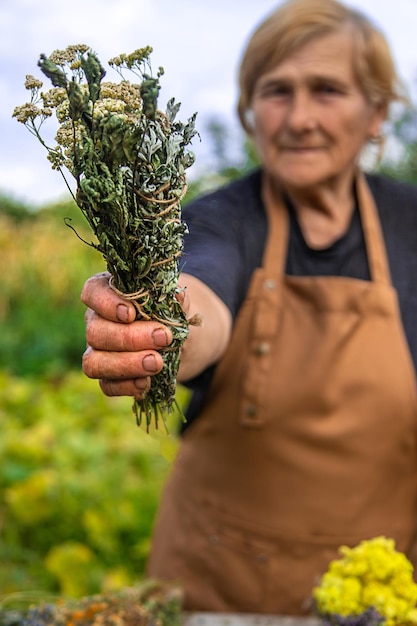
[2,0,417,207]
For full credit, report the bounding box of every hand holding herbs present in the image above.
[13,45,198,433]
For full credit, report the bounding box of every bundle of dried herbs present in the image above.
[13,45,198,432]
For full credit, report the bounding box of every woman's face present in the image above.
[249,30,386,194]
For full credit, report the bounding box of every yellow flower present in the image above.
[313,537,417,625]
[314,573,362,616]
[362,581,393,611]
[406,607,417,624]
[391,571,417,602]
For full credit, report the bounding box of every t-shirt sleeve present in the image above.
[181,195,244,317]
[180,171,267,320]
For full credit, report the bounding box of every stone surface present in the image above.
[183,613,322,626]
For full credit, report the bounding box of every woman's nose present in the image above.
[285,91,316,132]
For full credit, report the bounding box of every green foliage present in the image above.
[0,370,177,598]
[377,96,417,185]
[0,199,103,377]
[0,193,35,222]
[379,137,417,186]
[0,193,188,599]
[185,116,261,202]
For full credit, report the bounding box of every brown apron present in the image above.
[147,173,417,615]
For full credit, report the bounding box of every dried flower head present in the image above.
[24,74,43,90]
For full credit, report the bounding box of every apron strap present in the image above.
[356,172,392,285]
[238,177,286,426]
[250,176,288,339]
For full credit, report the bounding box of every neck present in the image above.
[266,173,357,249]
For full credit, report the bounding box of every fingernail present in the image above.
[116,304,130,322]
[134,376,150,392]
[152,328,169,347]
[143,354,158,372]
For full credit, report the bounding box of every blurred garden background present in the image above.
[1,104,417,600]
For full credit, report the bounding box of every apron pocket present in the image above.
[180,502,272,613]
[184,501,400,615]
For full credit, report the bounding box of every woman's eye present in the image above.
[262,84,291,98]
[315,84,340,95]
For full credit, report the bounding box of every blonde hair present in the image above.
[237,0,406,133]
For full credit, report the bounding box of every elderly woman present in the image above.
[81,0,417,615]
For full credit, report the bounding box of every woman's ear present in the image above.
[369,103,388,140]
[244,109,255,132]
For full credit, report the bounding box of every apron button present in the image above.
[245,404,258,418]
[255,341,270,356]
[209,534,219,545]
[263,279,276,290]
[256,553,268,563]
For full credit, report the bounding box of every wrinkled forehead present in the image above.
[263,25,355,75]
[262,31,355,76]
[251,27,364,96]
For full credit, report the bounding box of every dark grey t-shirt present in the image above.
[181,169,417,427]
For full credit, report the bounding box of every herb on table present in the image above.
[0,581,183,626]
[313,536,417,626]
[13,45,199,432]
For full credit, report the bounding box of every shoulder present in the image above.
[365,172,417,247]
[183,169,264,221]
[181,169,267,318]
[365,172,417,211]
[365,170,417,233]
[183,167,267,255]
[366,171,417,287]
[366,173,417,369]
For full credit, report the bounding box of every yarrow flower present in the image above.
[313,537,417,626]
[24,74,43,90]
